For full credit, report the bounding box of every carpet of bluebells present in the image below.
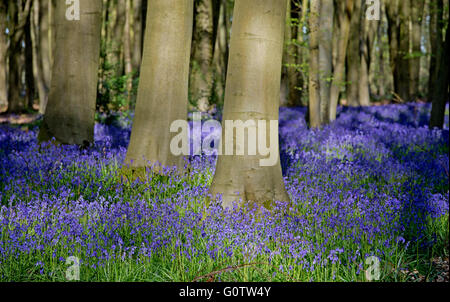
[0,103,448,281]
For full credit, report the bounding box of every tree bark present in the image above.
[39,0,51,92]
[38,0,103,146]
[428,0,444,102]
[308,0,321,127]
[429,9,449,128]
[329,0,354,121]
[319,0,334,123]
[190,0,219,112]
[6,0,32,113]
[0,1,7,109]
[209,0,290,209]
[346,0,362,107]
[386,0,401,99]
[213,0,229,107]
[397,0,411,101]
[410,0,425,100]
[125,0,194,169]
[284,0,302,107]
[131,0,143,71]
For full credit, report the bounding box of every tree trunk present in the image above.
[397,0,411,101]
[428,0,444,102]
[329,0,354,121]
[346,0,362,107]
[123,0,133,105]
[410,0,425,100]
[359,2,379,106]
[284,0,302,107]
[7,0,32,114]
[319,0,334,123]
[131,0,143,71]
[308,0,321,127]
[213,0,229,107]
[0,1,7,109]
[125,0,194,169]
[429,9,449,128]
[386,0,401,99]
[209,0,290,209]
[38,0,103,146]
[107,0,126,77]
[190,0,218,112]
[39,0,51,92]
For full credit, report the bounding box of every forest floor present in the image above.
[0,103,448,282]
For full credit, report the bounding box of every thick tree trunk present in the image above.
[125,0,194,169]
[25,8,35,110]
[0,1,7,109]
[209,0,290,209]
[308,0,321,128]
[329,0,354,121]
[38,0,103,146]
[319,0,334,123]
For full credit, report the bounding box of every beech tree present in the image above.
[209,0,290,209]
[190,0,220,112]
[38,0,103,145]
[124,0,194,170]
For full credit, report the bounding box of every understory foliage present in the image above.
[0,103,448,281]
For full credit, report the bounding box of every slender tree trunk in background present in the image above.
[359,3,379,106]
[48,0,56,71]
[209,0,290,209]
[308,0,321,128]
[124,0,133,105]
[25,10,35,109]
[39,0,51,93]
[386,0,400,99]
[285,0,302,107]
[296,0,308,106]
[39,0,103,146]
[131,0,143,71]
[346,0,362,107]
[397,0,411,101]
[410,0,425,100]
[213,0,229,107]
[428,0,444,102]
[30,1,47,113]
[319,0,334,123]
[430,10,449,128]
[107,0,126,77]
[0,1,7,109]
[190,0,218,112]
[125,0,194,170]
[329,0,354,121]
[7,0,32,114]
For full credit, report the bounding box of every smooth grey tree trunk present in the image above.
[125,0,194,170]
[39,0,102,145]
[209,0,290,209]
